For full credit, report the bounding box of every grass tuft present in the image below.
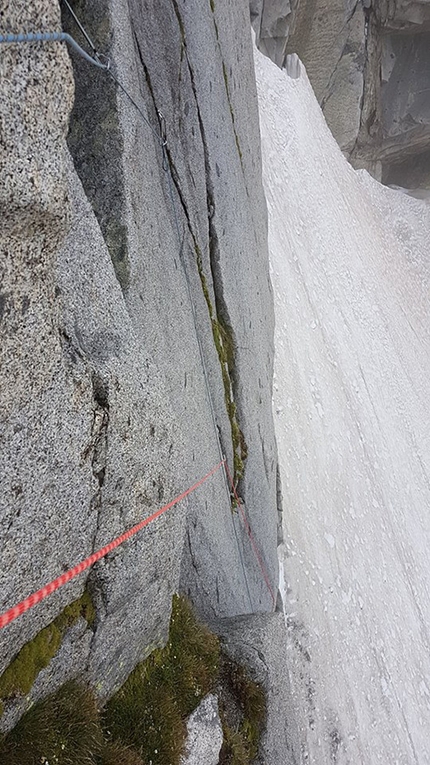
[0,681,103,765]
[102,595,220,765]
[220,725,249,765]
[218,656,266,765]
[231,663,266,758]
[97,740,145,765]
[0,597,266,765]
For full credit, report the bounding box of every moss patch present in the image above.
[0,589,96,702]
[55,588,96,633]
[0,597,267,765]
[0,623,62,699]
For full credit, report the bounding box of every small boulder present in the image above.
[180,693,223,765]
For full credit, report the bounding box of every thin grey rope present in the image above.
[62,0,99,58]
[109,69,166,146]
[61,0,164,146]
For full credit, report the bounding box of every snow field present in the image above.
[255,44,430,765]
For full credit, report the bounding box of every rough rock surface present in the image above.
[251,0,430,186]
[0,618,92,732]
[251,0,293,67]
[379,29,430,187]
[180,694,223,765]
[287,0,367,156]
[0,0,279,730]
[215,612,301,765]
[0,0,93,672]
[62,0,279,621]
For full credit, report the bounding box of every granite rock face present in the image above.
[252,0,430,187]
[0,0,91,671]
[0,0,279,730]
[379,26,430,187]
[62,0,279,621]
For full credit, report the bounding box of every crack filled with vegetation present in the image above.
[151,121,248,486]
[194,240,248,486]
[168,0,248,486]
[0,596,266,765]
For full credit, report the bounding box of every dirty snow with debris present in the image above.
[255,44,430,765]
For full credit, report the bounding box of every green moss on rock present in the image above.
[0,596,267,765]
[0,589,96,702]
[0,623,62,698]
[55,588,96,632]
[194,244,248,485]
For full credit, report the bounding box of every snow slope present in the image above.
[255,47,430,764]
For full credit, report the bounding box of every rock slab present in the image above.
[214,612,301,765]
[1,0,279,731]
[180,694,223,765]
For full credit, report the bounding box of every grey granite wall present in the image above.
[0,0,279,728]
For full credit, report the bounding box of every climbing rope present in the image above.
[225,461,276,608]
[0,461,226,629]
[60,0,165,146]
[162,146,254,611]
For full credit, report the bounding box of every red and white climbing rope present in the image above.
[0,460,225,629]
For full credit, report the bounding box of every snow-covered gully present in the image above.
[255,45,430,765]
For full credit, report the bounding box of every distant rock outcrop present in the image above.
[252,0,430,188]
